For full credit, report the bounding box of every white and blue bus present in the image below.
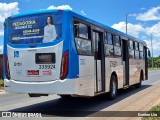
[3,9,150,99]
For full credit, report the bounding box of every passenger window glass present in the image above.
[135,50,140,59]
[106,33,113,44]
[114,35,121,46]
[140,52,144,59]
[129,49,134,58]
[139,44,144,59]
[135,42,139,50]
[74,20,91,55]
[129,40,134,49]
[114,46,121,56]
[79,23,89,39]
[74,21,79,37]
[105,32,114,56]
[74,21,91,39]
[75,38,91,55]
[105,44,114,56]
[139,44,143,51]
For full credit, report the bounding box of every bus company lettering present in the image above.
[27,70,39,75]
[110,61,117,67]
[12,20,36,27]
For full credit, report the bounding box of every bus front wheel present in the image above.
[109,75,118,99]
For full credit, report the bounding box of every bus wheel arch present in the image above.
[109,72,118,99]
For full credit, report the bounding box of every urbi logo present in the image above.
[14,51,19,58]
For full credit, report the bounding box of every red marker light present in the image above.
[60,50,69,80]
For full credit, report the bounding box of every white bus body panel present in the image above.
[105,57,124,92]
[78,56,125,95]
[96,60,102,92]
[129,59,145,85]
[78,56,94,96]
[5,41,83,95]
[4,78,79,95]
[7,42,63,82]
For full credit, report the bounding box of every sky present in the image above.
[0,0,160,56]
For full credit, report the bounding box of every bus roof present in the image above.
[7,9,146,46]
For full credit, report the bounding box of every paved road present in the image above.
[0,71,160,118]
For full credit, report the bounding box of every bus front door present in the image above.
[122,40,129,86]
[93,31,105,93]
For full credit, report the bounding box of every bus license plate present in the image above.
[35,53,55,64]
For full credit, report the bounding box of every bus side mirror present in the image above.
[147,49,151,61]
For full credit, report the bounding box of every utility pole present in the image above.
[151,33,154,68]
[126,14,128,34]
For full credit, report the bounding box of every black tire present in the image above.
[28,93,48,97]
[59,95,71,99]
[136,73,143,88]
[28,93,41,97]
[109,75,118,99]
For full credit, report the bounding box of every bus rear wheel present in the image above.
[109,75,118,99]
[28,93,48,97]
[59,95,71,99]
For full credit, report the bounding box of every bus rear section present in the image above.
[4,11,79,96]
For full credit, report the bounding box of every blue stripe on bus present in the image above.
[3,18,8,79]
[62,12,79,79]
[7,39,63,48]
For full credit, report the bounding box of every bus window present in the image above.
[135,42,139,50]
[139,43,143,51]
[135,42,140,59]
[106,33,113,44]
[140,51,144,59]
[105,32,114,56]
[114,35,121,46]
[139,44,144,59]
[74,21,91,55]
[129,40,135,58]
[113,35,121,56]
[9,13,62,44]
[74,21,91,39]
[129,40,134,49]
[75,38,91,55]
[135,50,140,59]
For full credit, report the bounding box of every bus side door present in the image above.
[92,30,105,93]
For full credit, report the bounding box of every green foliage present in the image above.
[148,56,160,68]
[142,105,160,120]
[0,79,4,89]
[148,68,160,71]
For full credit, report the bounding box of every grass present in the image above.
[148,68,160,71]
[0,79,4,89]
[142,104,160,120]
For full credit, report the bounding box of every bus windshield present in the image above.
[8,12,62,44]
